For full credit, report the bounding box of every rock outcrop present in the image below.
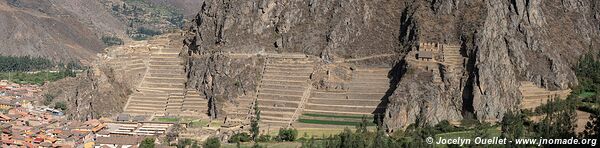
[185,53,263,118]
[44,66,131,121]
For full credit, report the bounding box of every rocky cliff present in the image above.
[185,53,263,118]
[182,0,600,131]
[44,66,131,121]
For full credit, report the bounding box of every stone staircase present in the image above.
[123,39,186,115]
[519,81,571,109]
[300,68,390,126]
[257,54,314,127]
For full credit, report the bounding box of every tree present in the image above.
[139,138,155,148]
[166,124,181,143]
[534,98,577,140]
[251,102,260,140]
[251,143,264,148]
[204,137,221,148]
[257,135,271,142]
[582,112,599,139]
[501,110,525,147]
[356,115,369,134]
[276,128,298,142]
[228,133,251,143]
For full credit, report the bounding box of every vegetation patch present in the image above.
[298,119,375,126]
[0,71,76,85]
[221,142,301,148]
[578,91,596,99]
[101,36,124,46]
[0,55,54,72]
[302,113,370,119]
[187,120,209,128]
[153,117,179,122]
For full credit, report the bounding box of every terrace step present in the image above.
[257,94,302,102]
[264,69,313,75]
[258,92,303,98]
[262,75,309,81]
[148,69,185,74]
[260,84,305,90]
[302,109,373,116]
[260,80,306,86]
[257,106,297,112]
[261,116,291,121]
[257,99,299,108]
[259,89,305,96]
[308,98,384,106]
[305,104,383,113]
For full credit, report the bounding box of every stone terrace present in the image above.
[181,89,209,116]
[257,54,314,128]
[123,36,187,116]
[519,81,571,109]
[299,68,390,127]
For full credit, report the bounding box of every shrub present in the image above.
[139,138,155,148]
[435,120,462,133]
[203,137,220,148]
[276,128,298,142]
[101,36,124,46]
[43,94,55,106]
[228,133,251,143]
[137,27,161,36]
[256,135,271,142]
[53,101,68,111]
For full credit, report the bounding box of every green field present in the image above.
[188,120,209,128]
[222,142,301,148]
[302,113,371,119]
[297,119,376,126]
[153,117,179,122]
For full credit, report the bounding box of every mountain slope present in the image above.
[0,0,109,60]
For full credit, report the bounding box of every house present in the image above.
[94,135,144,148]
[117,114,130,122]
[132,116,146,122]
[0,114,12,123]
[0,99,16,110]
[417,51,434,61]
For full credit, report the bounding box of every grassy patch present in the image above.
[221,142,301,148]
[209,120,223,127]
[298,119,375,126]
[302,113,370,119]
[188,120,209,128]
[153,117,179,122]
[578,91,596,98]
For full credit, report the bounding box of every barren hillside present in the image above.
[0,0,117,62]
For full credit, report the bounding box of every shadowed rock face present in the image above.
[385,0,599,130]
[181,0,600,131]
